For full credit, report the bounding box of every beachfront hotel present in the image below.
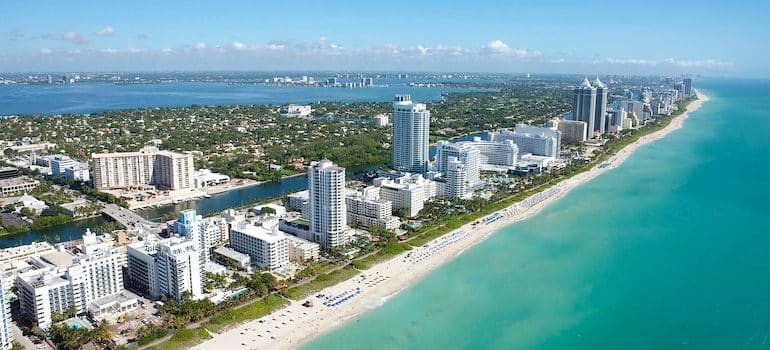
[489,125,561,159]
[308,160,348,250]
[345,187,401,231]
[392,95,431,173]
[15,231,125,328]
[126,237,203,302]
[374,173,437,218]
[229,221,289,271]
[91,146,194,190]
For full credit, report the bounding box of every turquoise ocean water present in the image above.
[303,79,770,349]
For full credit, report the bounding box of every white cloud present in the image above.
[194,42,207,50]
[95,26,115,37]
[39,48,52,54]
[231,41,247,50]
[481,40,542,58]
[601,57,733,68]
[58,31,89,44]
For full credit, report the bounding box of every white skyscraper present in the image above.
[126,237,203,301]
[155,239,203,301]
[435,141,481,197]
[0,270,11,350]
[457,138,519,170]
[392,95,430,173]
[91,146,195,190]
[308,160,348,250]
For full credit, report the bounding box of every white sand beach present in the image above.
[192,92,708,350]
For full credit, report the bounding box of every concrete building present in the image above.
[16,231,124,328]
[285,104,312,118]
[287,190,309,218]
[593,78,609,134]
[457,138,519,170]
[684,77,693,97]
[557,120,588,144]
[489,125,561,158]
[392,95,430,173]
[126,237,203,301]
[64,164,90,182]
[308,160,348,250]
[0,270,11,350]
[372,114,389,127]
[374,173,437,218]
[0,177,39,196]
[345,187,401,230]
[435,142,481,198]
[91,146,194,190]
[230,222,289,270]
[285,235,320,262]
[572,78,597,139]
[193,169,230,188]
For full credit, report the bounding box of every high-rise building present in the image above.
[308,160,348,250]
[229,222,289,270]
[392,95,430,173]
[16,231,124,328]
[456,138,518,170]
[374,173,437,217]
[435,141,481,197]
[91,146,194,190]
[683,77,693,97]
[489,125,561,158]
[593,78,609,134]
[0,270,11,350]
[345,187,401,230]
[557,120,588,144]
[126,237,203,301]
[572,78,597,138]
[444,156,473,198]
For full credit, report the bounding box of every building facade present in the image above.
[230,222,289,270]
[91,146,194,190]
[557,120,588,144]
[489,125,561,158]
[392,95,431,173]
[308,160,348,250]
[572,78,597,139]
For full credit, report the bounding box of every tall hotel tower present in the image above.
[392,95,430,173]
[573,79,597,138]
[308,160,347,250]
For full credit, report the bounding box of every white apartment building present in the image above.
[308,160,348,250]
[230,222,289,270]
[444,156,474,199]
[285,104,312,117]
[435,141,481,196]
[16,235,124,328]
[126,237,203,301]
[345,187,401,230]
[489,125,561,159]
[285,235,321,262]
[91,146,194,190]
[392,95,430,173]
[0,270,11,350]
[375,173,437,218]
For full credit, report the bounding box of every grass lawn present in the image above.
[147,328,211,350]
[203,295,289,333]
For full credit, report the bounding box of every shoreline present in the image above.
[193,92,709,350]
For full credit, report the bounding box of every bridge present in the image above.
[101,204,162,233]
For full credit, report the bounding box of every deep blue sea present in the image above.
[0,82,470,115]
[303,80,770,350]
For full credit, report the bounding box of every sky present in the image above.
[1,0,768,76]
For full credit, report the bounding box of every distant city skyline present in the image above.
[1,1,766,76]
